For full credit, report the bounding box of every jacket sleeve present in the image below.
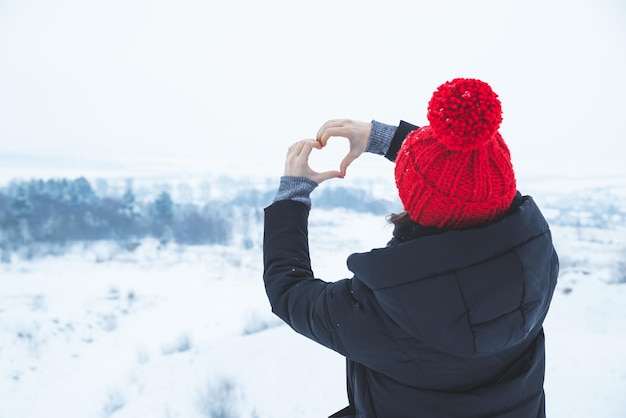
[263,200,412,374]
[367,120,420,162]
[385,120,419,162]
[263,199,357,355]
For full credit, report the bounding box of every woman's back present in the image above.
[263,79,558,417]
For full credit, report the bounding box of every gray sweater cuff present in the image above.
[366,120,397,155]
[273,176,318,209]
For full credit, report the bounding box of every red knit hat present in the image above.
[394,78,517,229]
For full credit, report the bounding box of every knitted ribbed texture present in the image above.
[395,79,517,229]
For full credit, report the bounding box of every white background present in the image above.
[1,0,625,178]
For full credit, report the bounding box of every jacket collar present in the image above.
[348,193,546,290]
[388,192,525,246]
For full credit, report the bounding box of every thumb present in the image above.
[340,153,356,177]
[315,170,344,183]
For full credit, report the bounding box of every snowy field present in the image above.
[2,0,624,415]
[1,177,626,418]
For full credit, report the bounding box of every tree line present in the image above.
[0,177,233,254]
[0,176,403,261]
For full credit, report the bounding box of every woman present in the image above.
[263,78,558,417]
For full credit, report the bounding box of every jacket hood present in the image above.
[347,196,558,358]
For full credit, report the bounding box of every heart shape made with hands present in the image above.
[308,138,350,175]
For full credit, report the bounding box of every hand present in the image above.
[316,119,372,177]
[284,140,343,184]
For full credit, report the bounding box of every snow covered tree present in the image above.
[151,191,174,244]
[120,188,139,219]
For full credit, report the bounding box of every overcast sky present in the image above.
[0,0,625,179]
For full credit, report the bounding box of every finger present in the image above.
[315,170,344,183]
[340,153,355,177]
[317,126,350,147]
[317,119,345,138]
[285,140,310,171]
[316,119,340,140]
[287,141,300,156]
[285,140,318,177]
[289,139,313,157]
[316,119,347,146]
[288,140,316,172]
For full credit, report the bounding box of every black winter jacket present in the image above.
[263,121,558,417]
[263,193,558,417]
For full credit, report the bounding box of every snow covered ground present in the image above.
[1,179,626,418]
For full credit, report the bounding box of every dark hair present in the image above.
[386,211,413,227]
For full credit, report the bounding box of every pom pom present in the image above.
[427,78,502,151]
